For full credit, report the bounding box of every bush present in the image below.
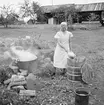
[0,66,9,85]
[0,87,40,105]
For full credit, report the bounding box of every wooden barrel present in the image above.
[66,56,86,82]
[66,66,82,82]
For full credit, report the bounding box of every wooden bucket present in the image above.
[75,87,89,105]
[66,66,82,82]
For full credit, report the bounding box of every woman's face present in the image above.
[60,24,67,32]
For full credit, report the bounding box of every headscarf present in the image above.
[60,22,67,31]
[60,22,67,27]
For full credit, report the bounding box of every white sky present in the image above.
[0,0,104,13]
[0,0,104,6]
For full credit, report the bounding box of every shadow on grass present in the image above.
[0,26,21,29]
[0,25,38,29]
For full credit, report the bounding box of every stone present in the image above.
[12,86,25,90]
[19,69,28,76]
[19,90,36,96]
[26,73,37,90]
[7,81,27,90]
[26,73,37,81]
[26,73,45,91]
[4,79,11,85]
[9,65,19,73]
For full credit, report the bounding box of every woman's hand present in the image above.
[65,49,69,53]
[68,51,76,59]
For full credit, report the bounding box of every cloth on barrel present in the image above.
[67,56,86,67]
[82,63,94,84]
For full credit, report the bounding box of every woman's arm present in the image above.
[57,39,68,52]
[69,38,72,51]
[69,33,73,51]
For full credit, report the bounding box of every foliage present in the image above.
[32,1,48,23]
[0,34,104,105]
[52,4,81,24]
[0,87,40,105]
[0,5,18,28]
[0,66,10,85]
[20,0,45,23]
[87,13,100,21]
[65,5,81,24]
[20,0,33,17]
[52,6,66,24]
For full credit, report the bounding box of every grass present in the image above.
[0,23,103,55]
[0,24,58,41]
[1,23,104,78]
[0,23,104,105]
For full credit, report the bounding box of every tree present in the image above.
[87,13,100,28]
[32,2,47,23]
[20,0,44,24]
[65,5,81,24]
[52,4,80,24]
[20,0,32,17]
[52,5,81,30]
[32,1,46,23]
[87,13,99,22]
[52,6,66,24]
[0,5,18,28]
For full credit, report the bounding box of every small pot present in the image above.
[75,87,90,105]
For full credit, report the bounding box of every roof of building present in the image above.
[41,2,104,13]
[81,2,104,12]
[41,4,73,13]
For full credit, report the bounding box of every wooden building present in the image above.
[79,2,104,25]
[42,4,72,24]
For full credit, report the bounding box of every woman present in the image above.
[53,22,73,75]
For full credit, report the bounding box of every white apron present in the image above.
[53,31,73,68]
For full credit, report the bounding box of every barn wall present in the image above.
[48,18,56,24]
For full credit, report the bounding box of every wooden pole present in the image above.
[99,11,104,26]
[52,0,53,5]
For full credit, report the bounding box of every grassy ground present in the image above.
[0,23,104,56]
[0,23,104,105]
[1,23,104,77]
